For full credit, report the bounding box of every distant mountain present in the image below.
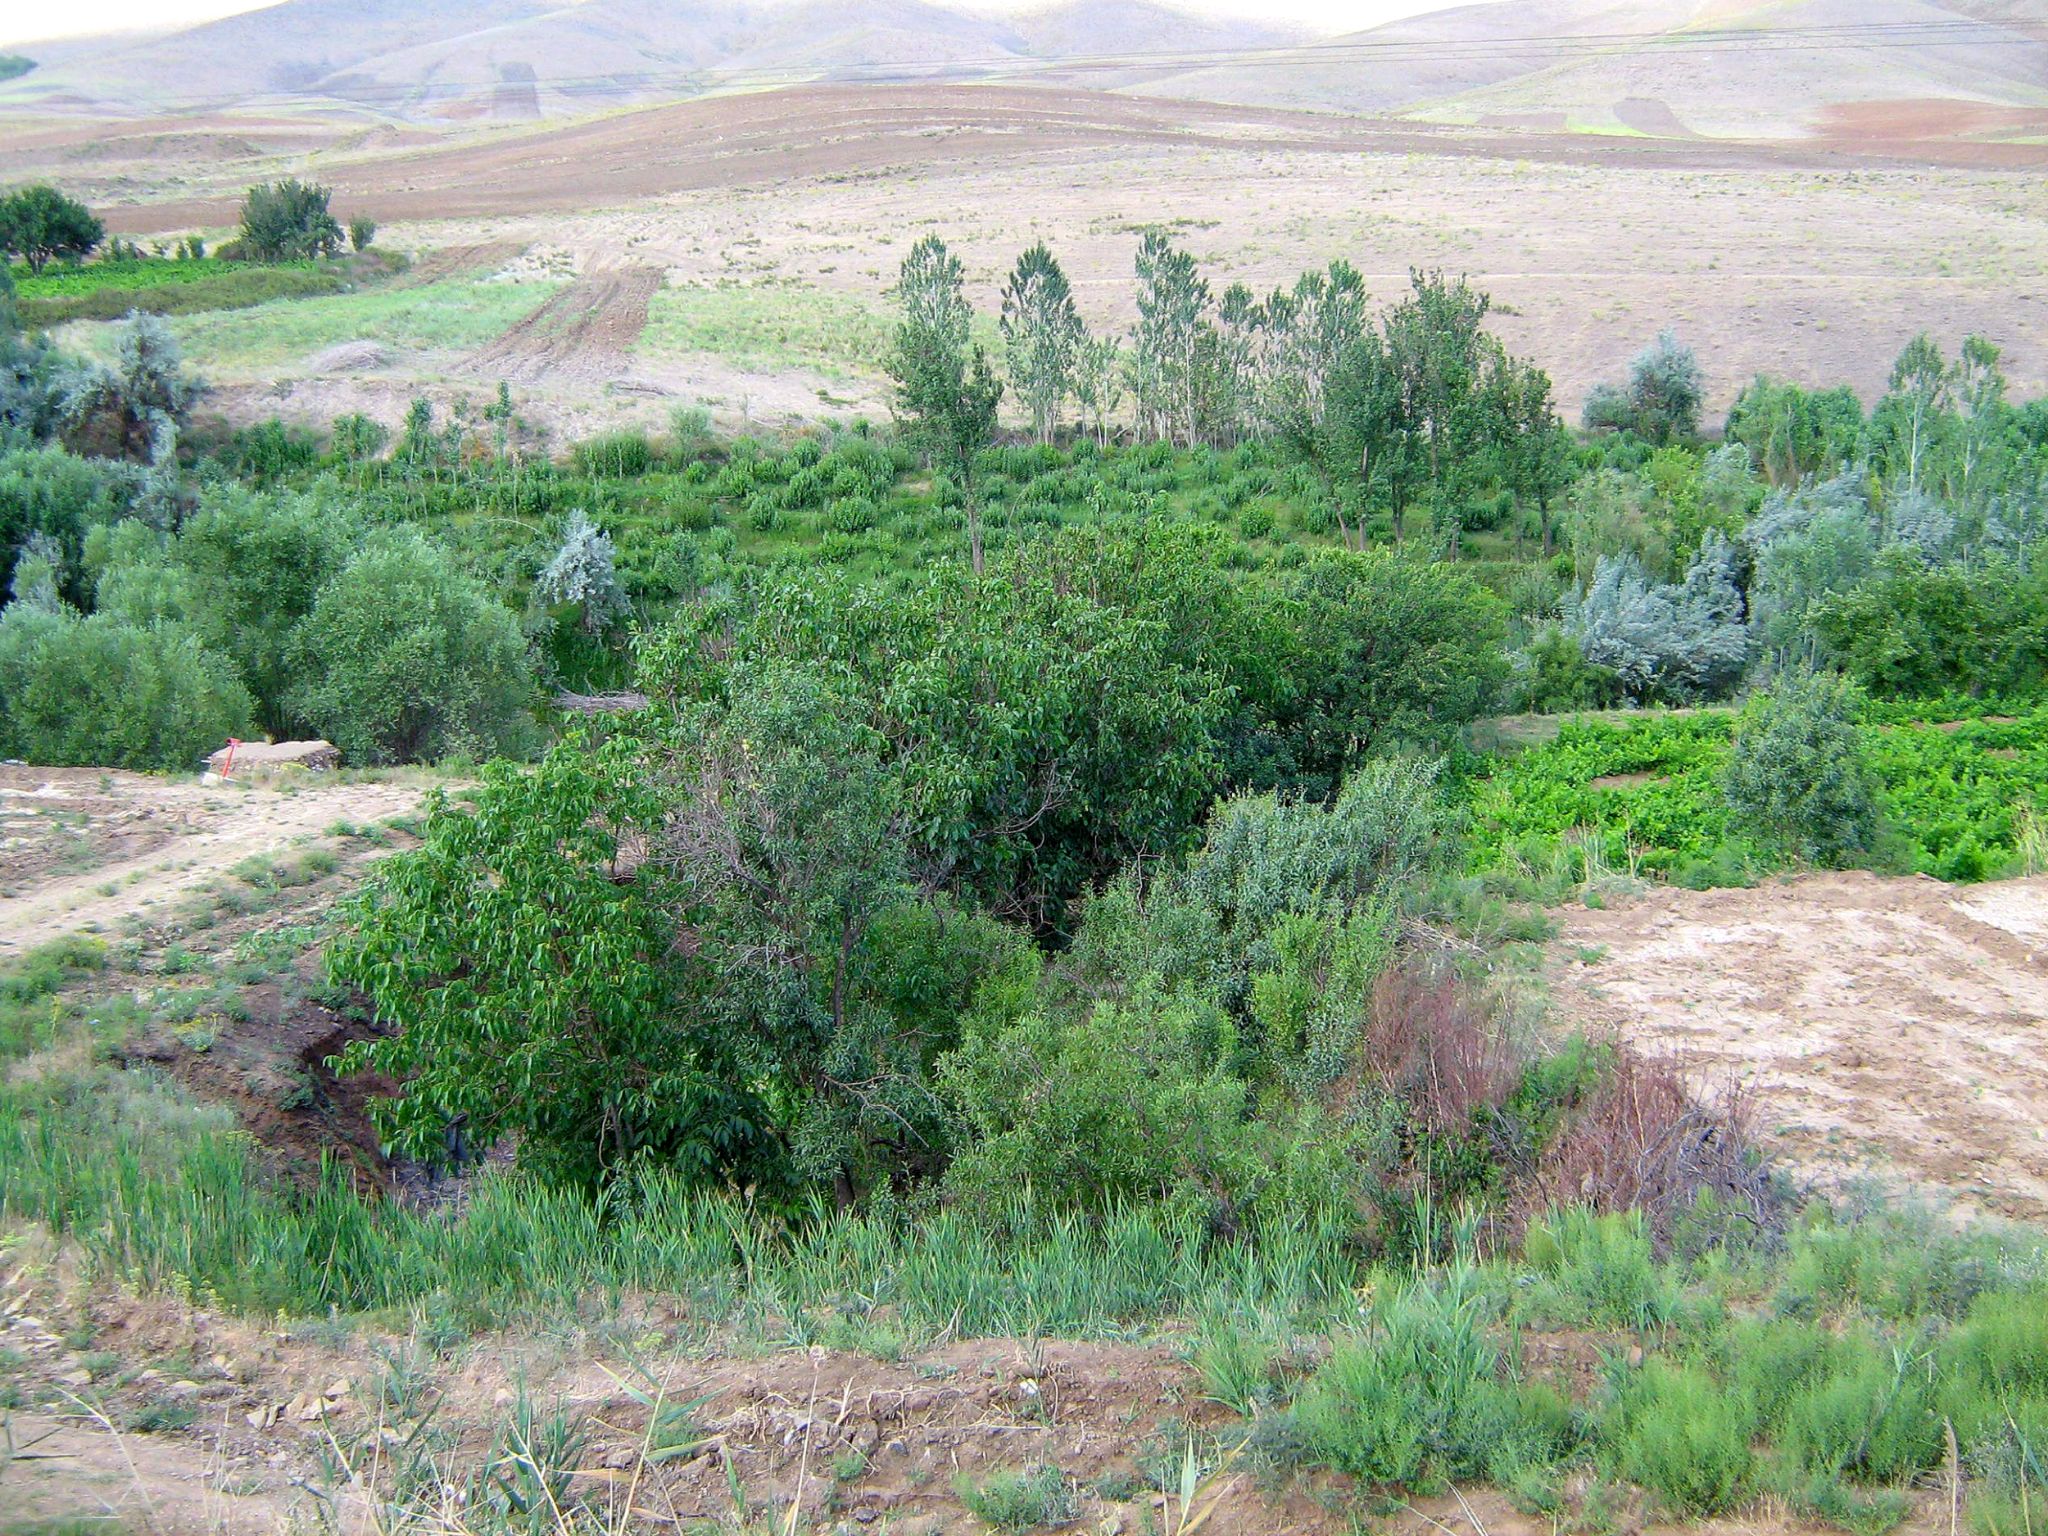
[7,0,2041,142]
[1129,0,2048,140]
[0,0,1298,119]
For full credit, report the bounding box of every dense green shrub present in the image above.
[287,529,537,764]
[1295,1281,1577,1489]
[938,979,1259,1217]
[1610,1360,1757,1515]
[1813,552,2048,700]
[0,602,251,769]
[1723,670,1877,865]
[571,430,656,479]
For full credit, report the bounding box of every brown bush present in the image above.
[1525,1042,1775,1244]
[1362,960,1520,1137]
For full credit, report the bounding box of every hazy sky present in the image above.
[3,0,1439,48]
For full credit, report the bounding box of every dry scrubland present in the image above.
[6,85,2046,439]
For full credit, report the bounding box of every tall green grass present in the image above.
[0,1062,1353,1333]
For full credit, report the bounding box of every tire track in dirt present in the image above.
[463,264,662,385]
[1551,870,2048,1220]
[393,237,527,286]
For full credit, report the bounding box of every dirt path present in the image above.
[464,264,662,384]
[1552,871,2048,1221]
[392,236,526,285]
[0,1410,290,1534]
[0,766,428,960]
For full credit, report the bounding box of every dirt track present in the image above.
[0,765,427,959]
[464,264,662,383]
[1553,871,2048,1221]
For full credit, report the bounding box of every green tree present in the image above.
[172,484,356,733]
[0,601,251,770]
[1272,549,1509,791]
[1313,329,1416,548]
[999,242,1083,444]
[1811,551,2048,700]
[1379,270,1503,544]
[657,662,1024,1198]
[237,179,343,262]
[1262,260,1370,447]
[1724,377,1865,486]
[287,529,537,764]
[886,237,1002,573]
[0,445,135,605]
[1129,230,1212,446]
[1625,328,1704,444]
[1485,354,1571,555]
[1946,333,2008,513]
[328,736,761,1188]
[0,185,103,274]
[1723,670,1876,865]
[1875,333,1948,496]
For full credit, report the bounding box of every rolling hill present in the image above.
[1130,0,2048,140]
[4,0,2042,147]
[0,0,1299,119]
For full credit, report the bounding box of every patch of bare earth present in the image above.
[464,264,662,385]
[0,1249,1962,1536]
[1552,871,2048,1220]
[0,764,427,960]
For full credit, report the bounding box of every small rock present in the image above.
[168,1379,203,1399]
[56,1369,91,1388]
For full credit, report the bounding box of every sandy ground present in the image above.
[0,764,428,960]
[1553,870,2048,1222]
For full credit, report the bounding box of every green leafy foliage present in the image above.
[328,738,759,1187]
[0,184,103,274]
[236,178,344,261]
[0,601,251,769]
[1724,670,1877,865]
[286,529,538,765]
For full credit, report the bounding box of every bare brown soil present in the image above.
[0,1246,1961,1536]
[68,85,2048,240]
[1815,98,2048,157]
[464,264,663,384]
[0,764,428,961]
[391,237,528,286]
[1552,870,2048,1221]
